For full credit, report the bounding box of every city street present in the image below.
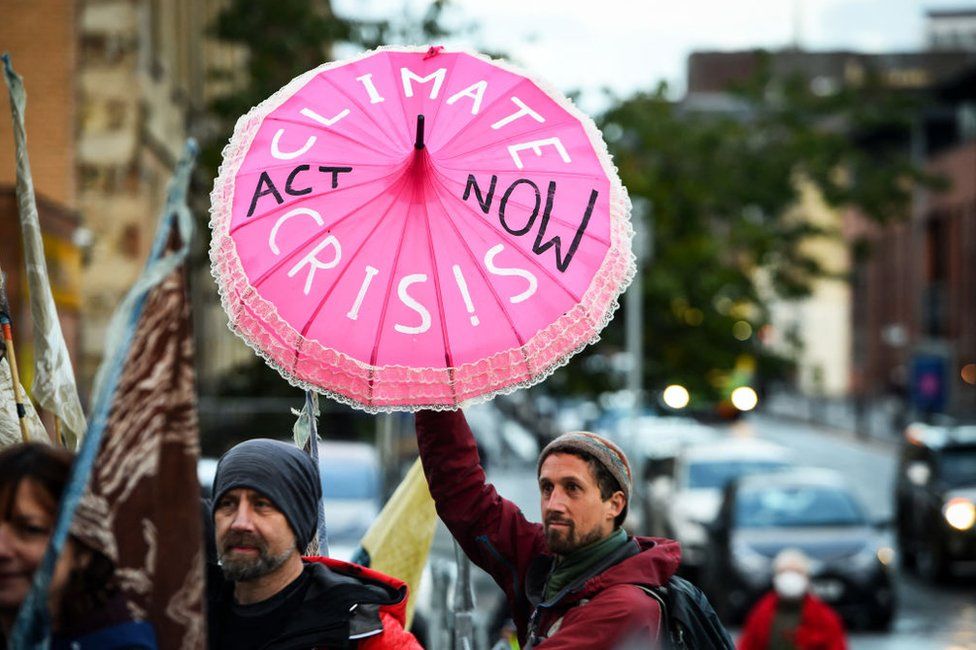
[736,415,976,649]
[428,412,976,649]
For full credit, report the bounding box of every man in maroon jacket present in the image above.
[416,410,682,649]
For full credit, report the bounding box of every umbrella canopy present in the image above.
[211,46,634,412]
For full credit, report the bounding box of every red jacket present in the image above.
[737,592,847,650]
[304,557,422,650]
[416,409,681,648]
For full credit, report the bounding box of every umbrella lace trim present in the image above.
[209,45,636,413]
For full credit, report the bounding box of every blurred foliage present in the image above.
[557,53,940,404]
[198,0,452,192]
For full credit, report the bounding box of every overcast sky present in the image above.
[338,0,976,110]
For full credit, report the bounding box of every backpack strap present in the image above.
[635,584,684,649]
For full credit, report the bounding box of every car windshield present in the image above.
[735,486,866,528]
[939,447,976,487]
[685,460,789,489]
[320,459,379,501]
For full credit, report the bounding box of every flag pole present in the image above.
[296,390,329,556]
[10,139,199,648]
[0,268,30,443]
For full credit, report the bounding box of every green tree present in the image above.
[198,0,452,186]
[568,54,936,407]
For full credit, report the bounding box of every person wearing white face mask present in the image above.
[737,549,847,650]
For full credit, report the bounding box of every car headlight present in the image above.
[943,498,976,531]
[731,540,770,577]
[876,546,896,567]
[848,542,893,573]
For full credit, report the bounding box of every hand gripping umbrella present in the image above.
[210,46,634,412]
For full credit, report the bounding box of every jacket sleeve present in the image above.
[415,410,547,603]
[538,584,661,649]
[358,612,423,650]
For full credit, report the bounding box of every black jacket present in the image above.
[206,558,406,650]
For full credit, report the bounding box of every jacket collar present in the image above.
[525,536,642,610]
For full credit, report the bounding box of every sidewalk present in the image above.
[763,392,902,449]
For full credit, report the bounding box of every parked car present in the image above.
[704,468,897,630]
[645,438,793,574]
[894,422,976,581]
[633,416,723,535]
[197,440,381,561]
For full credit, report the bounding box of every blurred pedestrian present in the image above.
[416,410,708,648]
[206,438,421,649]
[737,549,847,650]
[0,443,157,649]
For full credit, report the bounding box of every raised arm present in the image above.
[414,409,547,603]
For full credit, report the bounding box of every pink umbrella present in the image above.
[210,46,634,412]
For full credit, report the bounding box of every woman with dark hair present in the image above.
[0,443,157,649]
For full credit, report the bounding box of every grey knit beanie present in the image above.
[537,431,632,505]
[211,439,322,551]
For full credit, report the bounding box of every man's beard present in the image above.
[218,532,294,582]
[544,517,604,555]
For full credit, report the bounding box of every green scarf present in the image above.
[544,528,629,600]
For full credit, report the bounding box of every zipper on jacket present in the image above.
[475,535,520,592]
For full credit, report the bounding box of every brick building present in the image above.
[683,45,976,405]
[848,64,976,417]
[75,0,247,386]
[0,0,84,392]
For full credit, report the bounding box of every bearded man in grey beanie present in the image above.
[206,439,421,650]
[416,410,687,649]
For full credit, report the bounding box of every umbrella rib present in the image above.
[410,54,460,152]
[430,173,596,382]
[428,165,586,302]
[435,115,580,163]
[437,163,612,183]
[428,187,527,349]
[367,197,416,370]
[322,75,406,152]
[263,114,396,157]
[236,158,400,178]
[433,169,611,247]
[231,161,410,236]
[296,173,414,339]
[432,76,537,153]
[385,52,420,153]
[419,160,457,374]
[250,163,412,288]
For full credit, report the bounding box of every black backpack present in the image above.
[640,576,734,649]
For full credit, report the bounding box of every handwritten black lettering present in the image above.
[533,184,597,273]
[318,166,353,189]
[247,171,284,217]
[285,165,312,196]
[462,174,497,214]
[498,179,541,236]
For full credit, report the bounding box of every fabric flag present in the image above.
[10,140,205,649]
[2,54,87,447]
[358,457,437,628]
[292,390,329,556]
[0,356,48,446]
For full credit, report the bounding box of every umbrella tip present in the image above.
[415,114,425,150]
